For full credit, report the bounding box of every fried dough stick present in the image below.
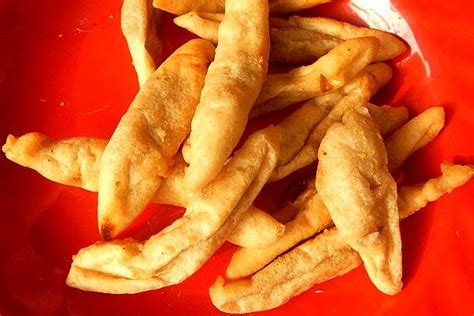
[153,0,331,15]
[174,13,406,64]
[97,39,214,239]
[316,108,402,294]
[66,127,280,294]
[250,37,379,118]
[185,0,270,192]
[211,163,474,313]
[1,133,284,249]
[121,0,163,86]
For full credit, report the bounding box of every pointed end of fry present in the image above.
[2,134,17,154]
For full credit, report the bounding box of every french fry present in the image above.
[1,133,283,249]
[121,0,163,86]
[212,163,474,313]
[385,107,445,172]
[154,0,330,15]
[66,127,280,293]
[174,13,406,64]
[185,0,270,192]
[316,107,402,295]
[250,37,379,118]
[98,39,215,239]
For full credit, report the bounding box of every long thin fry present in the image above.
[185,0,270,192]
[154,0,330,15]
[385,106,445,172]
[211,163,474,313]
[97,39,214,239]
[174,13,406,64]
[66,127,280,293]
[121,0,163,86]
[1,133,283,249]
[250,37,379,118]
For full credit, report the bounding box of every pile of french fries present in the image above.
[3,0,473,313]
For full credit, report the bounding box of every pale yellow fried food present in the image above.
[97,39,215,239]
[154,0,329,15]
[250,37,379,118]
[66,127,280,293]
[316,107,402,295]
[185,0,270,192]
[273,63,393,166]
[270,16,407,62]
[175,13,405,64]
[2,133,284,248]
[153,0,225,15]
[212,162,474,313]
[385,106,445,172]
[226,205,285,248]
[121,0,163,86]
[270,83,408,182]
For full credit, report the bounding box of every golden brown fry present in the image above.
[97,39,215,239]
[186,0,270,192]
[250,37,379,118]
[1,133,284,249]
[153,0,225,15]
[175,13,405,64]
[66,127,280,293]
[212,163,474,313]
[271,16,407,62]
[316,107,402,295]
[121,0,163,86]
[385,106,445,172]
[367,103,409,136]
[226,206,285,248]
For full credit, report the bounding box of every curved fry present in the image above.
[98,39,215,239]
[316,107,402,295]
[185,0,270,192]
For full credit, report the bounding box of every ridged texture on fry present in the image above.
[98,39,215,239]
[186,0,270,192]
[251,37,379,118]
[212,163,474,313]
[121,0,163,86]
[385,107,445,172]
[316,107,402,295]
[66,127,280,293]
[1,133,283,249]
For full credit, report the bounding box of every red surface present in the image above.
[1,0,473,315]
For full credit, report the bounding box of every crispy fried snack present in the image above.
[270,79,408,182]
[211,162,474,313]
[273,63,393,166]
[121,0,163,86]
[97,39,215,239]
[66,127,280,294]
[316,107,402,295]
[250,37,379,118]
[185,0,270,192]
[386,106,445,172]
[2,133,284,249]
[175,13,406,64]
[154,0,329,15]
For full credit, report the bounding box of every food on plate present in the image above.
[385,106,445,171]
[250,37,379,118]
[174,13,406,64]
[316,107,402,295]
[154,0,330,16]
[185,0,270,192]
[121,0,163,86]
[97,39,214,239]
[210,162,474,313]
[66,127,279,293]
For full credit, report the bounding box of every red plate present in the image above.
[1,0,473,315]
